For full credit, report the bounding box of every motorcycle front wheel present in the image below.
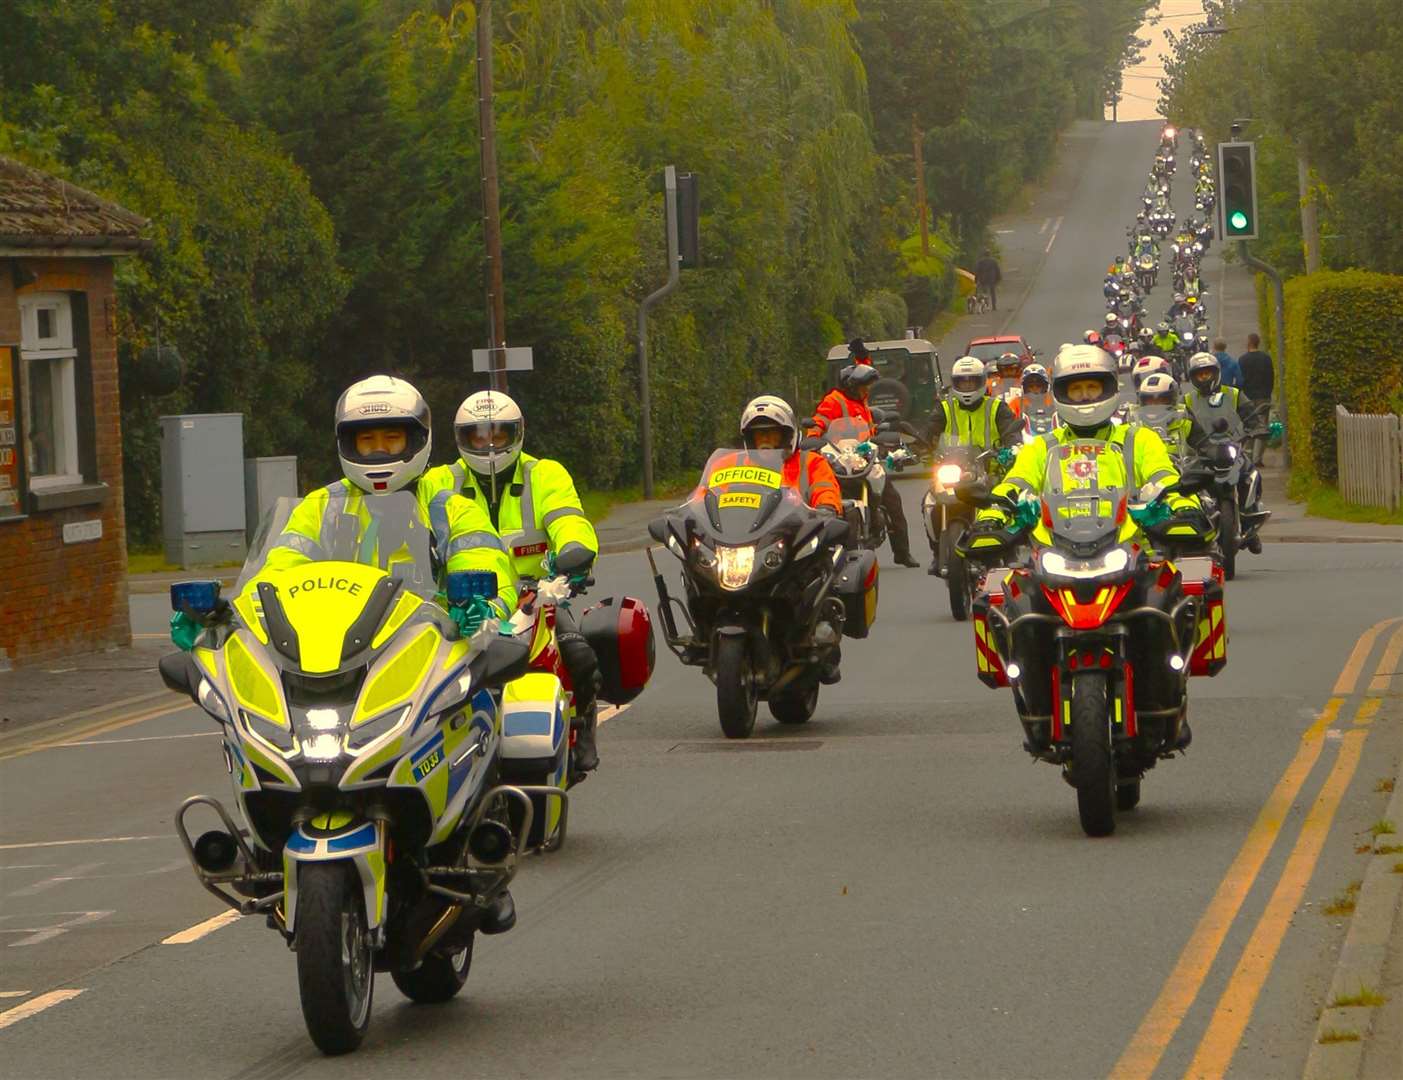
[940,528,970,622]
[1220,499,1239,580]
[1069,672,1116,837]
[716,634,758,739]
[296,861,374,1054]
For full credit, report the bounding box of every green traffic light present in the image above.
[1230,210,1249,230]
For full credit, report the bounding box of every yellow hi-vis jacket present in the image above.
[421,453,599,581]
[259,478,517,617]
[976,422,1200,546]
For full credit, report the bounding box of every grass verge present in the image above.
[1330,987,1388,1009]
[578,474,695,524]
[1287,472,1403,526]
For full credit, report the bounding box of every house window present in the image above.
[20,293,81,489]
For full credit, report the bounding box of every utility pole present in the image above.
[912,115,929,257]
[1297,148,1321,273]
[637,166,681,498]
[475,0,507,392]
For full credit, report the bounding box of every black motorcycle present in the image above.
[648,449,877,738]
[922,440,1003,621]
[1189,416,1271,580]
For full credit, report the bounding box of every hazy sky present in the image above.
[1112,0,1206,122]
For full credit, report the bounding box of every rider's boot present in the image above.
[819,643,842,685]
[571,703,600,779]
[479,889,517,935]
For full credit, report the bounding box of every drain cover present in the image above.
[668,739,824,753]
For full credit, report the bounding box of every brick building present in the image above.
[0,156,148,668]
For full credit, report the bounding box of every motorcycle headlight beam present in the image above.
[715,545,757,591]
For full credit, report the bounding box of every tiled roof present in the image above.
[0,155,148,248]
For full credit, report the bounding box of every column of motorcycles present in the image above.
[157,492,656,1054]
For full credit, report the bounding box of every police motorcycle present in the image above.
[1134,248,1158,291]
[956,462,1225,837]
[497,550,655,849]
[922,436,1011,621]
[157,493,541,1054]
[1186,413,1271,580]
[647,449,877,738]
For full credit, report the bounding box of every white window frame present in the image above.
[19,293,82,491]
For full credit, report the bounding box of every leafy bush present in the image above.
[1280,270,1403,482]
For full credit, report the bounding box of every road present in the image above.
[2,120,1401,1079]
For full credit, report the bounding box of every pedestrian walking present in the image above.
[975,251,1002,312]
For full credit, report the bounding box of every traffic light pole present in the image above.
[637,166,680,499]
[1237,240,1289,468]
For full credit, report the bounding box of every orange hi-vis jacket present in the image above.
[808,389,873,437]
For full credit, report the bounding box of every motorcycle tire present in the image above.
[940,529,970,622]
[295,861,375,1054]
[1115,780,1142,812]
[1069,672,1116,837]
[1220,500,1239,581]
[716,634,758,739]
[391,937,473,1004]
[769,674,819,724]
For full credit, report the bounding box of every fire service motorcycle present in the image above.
[647,449,878,738]
[499,550,654,849]
[958,453,1227,837]
[157,493,544,1054]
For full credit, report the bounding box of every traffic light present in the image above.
[1217,141,1258,240]
[675,172,701,268]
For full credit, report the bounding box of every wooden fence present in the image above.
[1335,405,1403,510]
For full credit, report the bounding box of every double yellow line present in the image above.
[1111,616,1403,1080]
[0,693,193,762]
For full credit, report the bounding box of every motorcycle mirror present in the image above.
[1175,470,1212,495]
[953,479,993,508]
[822,515,851,545]
[875,431,901,448]
[553,545,594,576]
[798,435,822,451]
[158,652,199,703]
[476,636,532,691]
[647,518,668,544]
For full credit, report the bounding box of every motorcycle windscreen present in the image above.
[1041,441,1131,550]
[822,415,875,448]
[692,448,802,537]
[236,490,438,600]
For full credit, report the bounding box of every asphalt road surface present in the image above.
[3,121,1401,1080]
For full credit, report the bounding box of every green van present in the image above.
[823,338,943,422]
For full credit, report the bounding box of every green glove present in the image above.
[170,611,202,652]
[1129,500,1173,528]
[856,441,873,455]
[450,595,496,638]
[1268,420,1284,440]
[1011,497,1042,533]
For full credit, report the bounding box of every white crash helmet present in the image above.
[455,390,525,475]
[1187,351,1221,395]
[334,375,433,495]
[950,355,987,407]
[1103,312,1119,329]
[1137,371,1178,406]
[1131,354,1171,391]
[740,395,798,456]
[1051,345,1120,430]
[1021,363,1049,393]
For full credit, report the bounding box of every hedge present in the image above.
[1278,270,1403,482]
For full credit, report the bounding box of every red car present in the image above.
[963,334,1037,369]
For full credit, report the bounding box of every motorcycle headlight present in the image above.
[302,733,343,762]
[347,705,410,750]
[1039,548,1130,580]
[242,708,295,752]
[935,463,963,488]
[197,678,230,724]
[1182,332,1195,343]
[715,544,756,591]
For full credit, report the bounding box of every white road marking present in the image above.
[995,228,1014,234]
[0,865,55,872]
[0,835,166,852]
[0,991,29,999]
[0,989,85,1030]
[1039,217,1051,234]
[53,732,219,747]
[1044,216,1063,253]
[7,862,104,898]
[0,911,112,948]
[162,909,241,944]
[596,701,634,726]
